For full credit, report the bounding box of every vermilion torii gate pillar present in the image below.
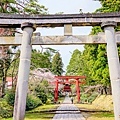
[76,78,80,102]
[54,76,85,103]
[101,21,120,120]
[54,79,59,102]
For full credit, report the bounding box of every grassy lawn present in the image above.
[76,104,114,120]
[29,104,58,112]
[25,113,54,120]
[1,96,65,120]
[1,113,54,120]
[87,112,114,120]
[1,104,59,120]
[1,96,114,120]
[3,103,114,120]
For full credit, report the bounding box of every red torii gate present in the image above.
[54,76,86,103]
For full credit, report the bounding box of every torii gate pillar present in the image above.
[101,21,120,120]
[13,23,36,120]
[54,79,59,102]
[76,78,80,103]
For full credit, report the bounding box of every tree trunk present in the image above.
[98,86,104,95]
[108,84,112,95]
[1,59,6,97]
[1,76,6,97]
[0,27,14,97]
[103,86,107,95]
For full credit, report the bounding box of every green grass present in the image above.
[0,96,65,120]
[25,113,54,120]
[87,112,114,120]
[75,95,114,120]
[1,113,54,120]
[92,112,114,118]
[3,111,114,120]
[28,104,58,113]
[1,104,59,120]
[76,104,114,120]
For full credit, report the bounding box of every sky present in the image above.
[33,0,101,71]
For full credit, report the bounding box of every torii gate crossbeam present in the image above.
[0,12,120,28]
[0,32,120,45]
[0,13,120,120]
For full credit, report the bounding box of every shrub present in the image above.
[4,89,15,106]
[81,94,89,103]
[26,95,42,111]
[37,92,47,104]
[46,98,51,104]
[34,84,48,104]
[88,93,98,104]
[4,89,42,111]
[81,93,98,104]
[0,99,13,118]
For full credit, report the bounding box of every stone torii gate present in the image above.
[0,13,120,120]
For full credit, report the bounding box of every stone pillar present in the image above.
[101,21,120,120]
[13,23,36,120]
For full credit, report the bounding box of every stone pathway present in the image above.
[52,97,86,120]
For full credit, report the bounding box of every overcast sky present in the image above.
[34,0,101,71]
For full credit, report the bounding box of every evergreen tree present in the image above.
[66,49,84,76]
[82,0,120,92]
[66,0,120,91]
[31,49,52,70]
[51,52,64,76]
[82,44,99,85]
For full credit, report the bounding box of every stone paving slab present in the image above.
[52,97,86,120]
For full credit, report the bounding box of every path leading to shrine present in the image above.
[52,96,85,120]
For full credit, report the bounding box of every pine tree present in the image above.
[66,49,84,76]
[31,49,51,70]
[51,52,64,76]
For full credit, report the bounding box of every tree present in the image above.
[0,48,15,97]
[0,0,48,97]
[0,0,48,14]
[66,49,84,76]
[95,0,120,13]
[82,44,99,85]
[91,44,110,89]
[42,47,58,62]
[82,0,120,93]
[65,0,120,96]
[31,49,52,70]
[51,52,64,76]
